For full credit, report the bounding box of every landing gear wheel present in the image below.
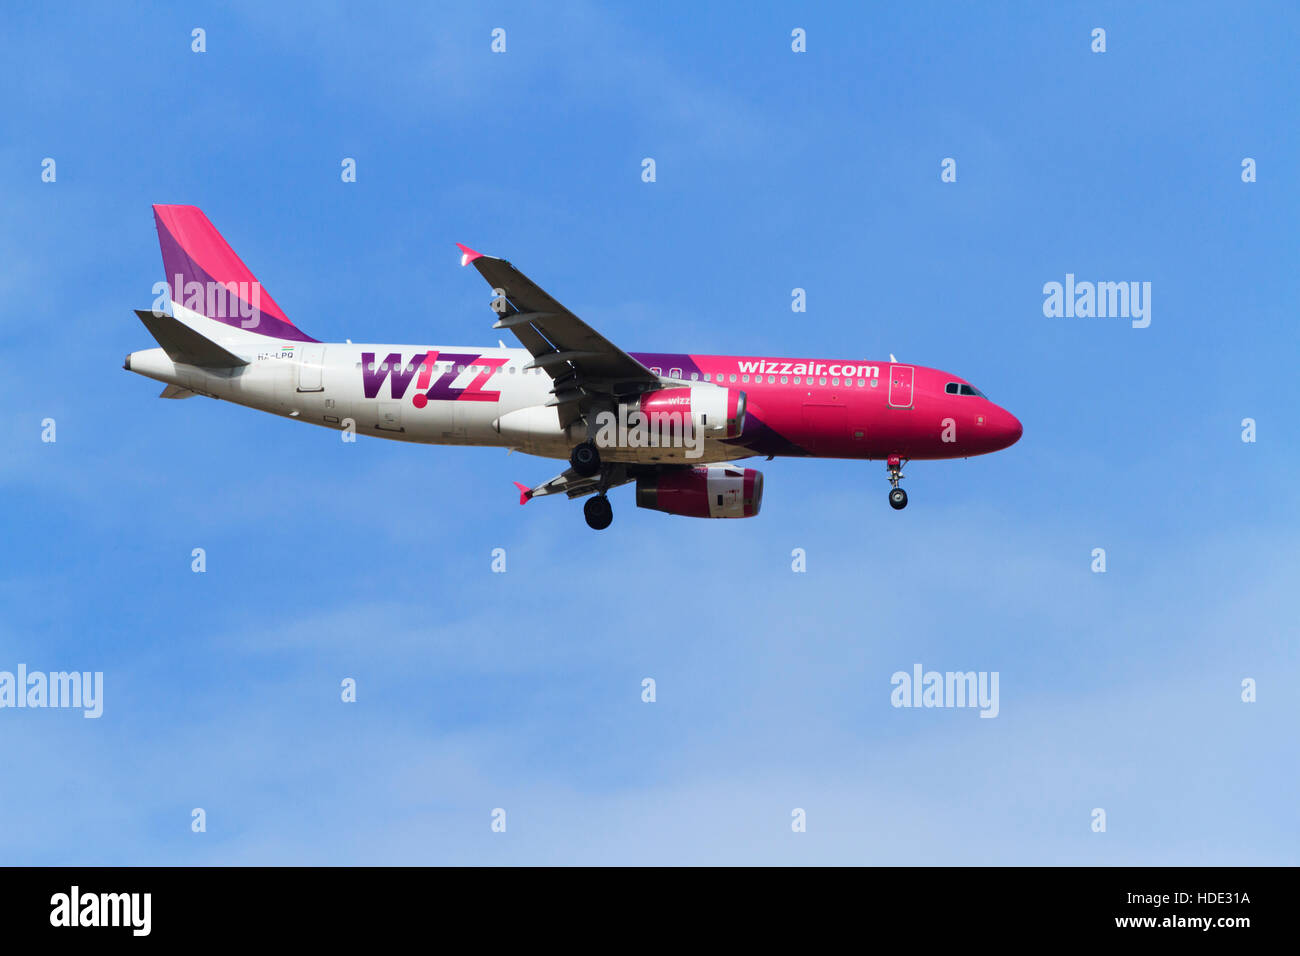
[584,494,613,530]
[570,440,601,478]
[886,454,908,510]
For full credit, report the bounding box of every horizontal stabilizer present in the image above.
[133,310,249,368]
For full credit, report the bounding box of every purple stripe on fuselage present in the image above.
[629,353,703,378]
[726,411,811,457]
[629,353,808,456]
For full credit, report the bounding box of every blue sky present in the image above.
[1,1,1296,864]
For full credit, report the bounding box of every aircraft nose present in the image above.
[997,408,1023,448]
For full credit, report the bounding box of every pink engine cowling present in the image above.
[637,386,746,440]
[635,465,763,518]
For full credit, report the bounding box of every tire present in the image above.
[570,440,601,478]
[888,488,908,510]
[584,494,613,530]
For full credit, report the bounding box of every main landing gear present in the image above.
[886,454,909,510]
[570,440,601,478]
[584,494,613,530]
[573,437,615,529]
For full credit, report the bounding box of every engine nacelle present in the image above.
[632,385,746,440]
[635,465,763,518]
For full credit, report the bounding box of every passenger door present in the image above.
[887,364,914,408]
[297,344,325,392]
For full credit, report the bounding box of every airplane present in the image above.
[125,205,1023,529]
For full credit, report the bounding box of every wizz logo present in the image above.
[362,351,506,406]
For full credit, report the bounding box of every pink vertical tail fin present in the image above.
[152,204,317,342]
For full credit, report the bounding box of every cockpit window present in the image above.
[945,382,959,395]
[946,382,986,398]
[959,384,985,398]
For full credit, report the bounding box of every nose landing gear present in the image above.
[886,455,908,510]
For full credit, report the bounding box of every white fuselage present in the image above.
[127,306,747,465]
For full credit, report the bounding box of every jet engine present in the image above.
[635,465,763,518]
[631,385,746,440]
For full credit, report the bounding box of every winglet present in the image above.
[457,243,484,267]
[513,481,532,506]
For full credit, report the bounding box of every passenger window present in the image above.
[729,374,737,383]
[819,377,827,385]
[742,375,749,383]
[768,375,775,384]
[780,376,788,384]
[691,372,699,381]
[831,377,840,386]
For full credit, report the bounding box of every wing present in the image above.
[457,245,659,428]
[515,466,636,504]
[511,460,695,505]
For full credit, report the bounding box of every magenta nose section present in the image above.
[995,407,1023,448]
